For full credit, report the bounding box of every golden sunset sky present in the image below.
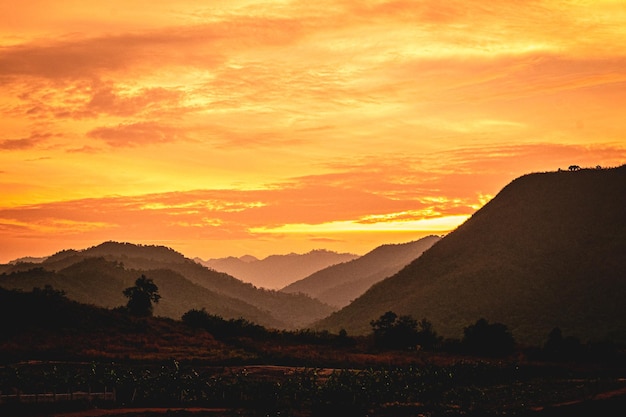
[1,0,626,263]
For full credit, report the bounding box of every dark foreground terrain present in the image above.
[1,287,626,416]
[3,359,626,417]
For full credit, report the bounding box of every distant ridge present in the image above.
[8,256,47,265]
[282,236,441,308]
[197,249,358,289]
[316,166,626,345]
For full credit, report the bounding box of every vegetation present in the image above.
[2,287,626,416]
[123,275,161,317]
[5,360,626,416]
[370,311,440,351]
[317,165,626,345]
[2,167,626,414]
[0,248,334,329]
[460,318,516,357]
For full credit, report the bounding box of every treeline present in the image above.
[368,311,624,361]
[182,308,355,347]
[182,306,624,362]
[2,282,623,363]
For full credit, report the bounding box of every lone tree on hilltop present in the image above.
[123,275,161,317]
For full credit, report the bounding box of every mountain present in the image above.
[197,249,359,289]
[316,166,626,345]
[0,242,334,329]
[281,236,441,308]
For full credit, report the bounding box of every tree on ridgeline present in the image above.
[123,275,160,317]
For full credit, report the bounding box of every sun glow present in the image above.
[1,0,625,262]
[250,215,470,235]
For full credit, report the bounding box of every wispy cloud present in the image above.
[0,133,53,150]
[87,122,189,147]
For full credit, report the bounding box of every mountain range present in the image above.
[0,242,334,329]
[3,166,624,346]
[196,250,358,289]
[281,235,441,308]
[316,166,626,345]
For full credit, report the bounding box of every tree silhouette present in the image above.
[370,311,439,350]
[462,318,515,357]
[123,275,161,317]
[543,327,583,360]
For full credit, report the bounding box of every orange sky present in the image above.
[1,0,626,263]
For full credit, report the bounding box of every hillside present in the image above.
[282,236,441,308]
[197,249,358,289]
[0,286,234,362]
[0,242,334,329]
[316,166,626,345]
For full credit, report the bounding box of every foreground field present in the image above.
[2,287,626,416]
[2,359,626,416]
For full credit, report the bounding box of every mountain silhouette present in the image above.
[197,249,358,289]
[316,166,626,345]
[282,236,440,308]
[0,242,333,329]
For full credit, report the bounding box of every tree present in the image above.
[415,318,440,351]
[123,275,160,317]
[462,318,515,357]
[370,311,439,350]
[543,327,583,361]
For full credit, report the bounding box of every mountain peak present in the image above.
[317,165,626,345]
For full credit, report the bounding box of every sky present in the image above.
[1,0,626,263]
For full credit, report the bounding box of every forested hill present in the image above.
[0,242,334,329]
[316,166,626,345]
[282,236,440,308]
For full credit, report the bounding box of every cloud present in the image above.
[0,14,309,83]
[85,83,186,118]
[0,133,52,150]
[1,1,626,262]
[0,140,624,261]
[0,28,221,81]
[0,217,112,235]
[87,121,188,147]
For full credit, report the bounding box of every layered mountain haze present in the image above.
[0,242,334,329]
[282,236,441,308]
[197,250,358,289]
[316,166,626,345]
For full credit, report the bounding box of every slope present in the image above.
[198,250,358,289]
[282,236,441,308]
[0,257,287,328]
[316,166,626,345]
[1,242,334,329]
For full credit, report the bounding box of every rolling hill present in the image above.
[281,236,441,308]
[316,166,626,345]
[0,242,334,329]
[197,249,358,289]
